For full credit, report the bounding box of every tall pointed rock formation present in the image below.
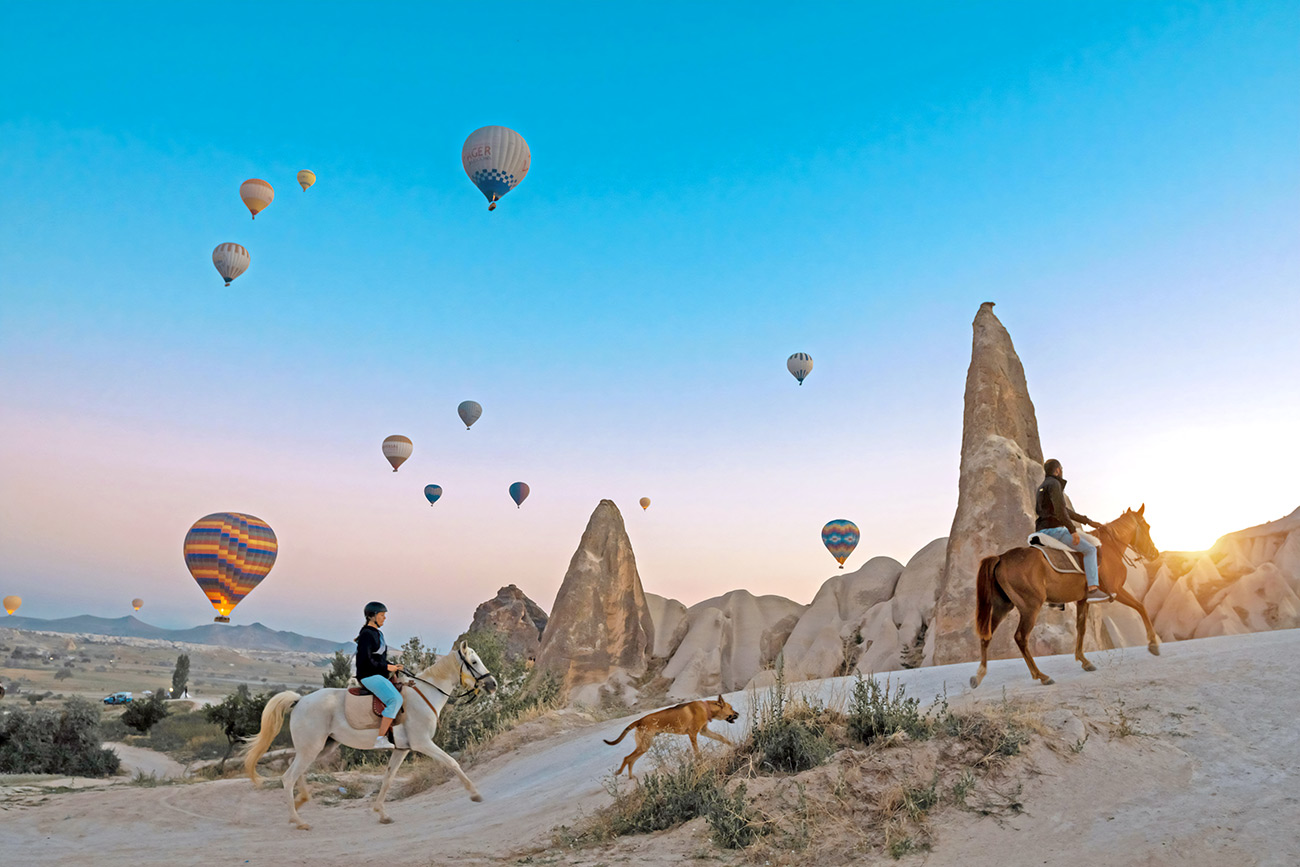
[535,499,655,704]
[931,302,1082,664]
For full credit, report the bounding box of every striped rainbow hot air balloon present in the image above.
[183,513,278,623]
[462,126,530,211]
[821,519,860,569]
[297,170,316,191]
[240,178,275,219]
[212,243,250,286]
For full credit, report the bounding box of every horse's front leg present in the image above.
[1075,601,1095,672]
[371,748,411,824]
[410,736,482,802]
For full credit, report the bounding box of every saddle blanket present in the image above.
[1027,531,1100,575]
[344,682,407,730]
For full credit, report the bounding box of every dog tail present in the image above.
[603,722,637,746]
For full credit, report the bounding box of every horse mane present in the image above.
[417,652,459,683]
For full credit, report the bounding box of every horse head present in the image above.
[1124,504,1160,561]
[456,640,498,697]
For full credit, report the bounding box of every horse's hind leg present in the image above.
[970,593,1013,689]
[1075,602,1095,672]
[1112,586,1160,655]
[282,733,328,831]
[1013,607,1054,685]
[372,749,410,824]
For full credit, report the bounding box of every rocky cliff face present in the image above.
[468,584,548,664]
[534,500,654,705]
[931,302,1085,665]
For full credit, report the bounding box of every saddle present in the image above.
[1027,531,1101,575]
[345,681,407,730]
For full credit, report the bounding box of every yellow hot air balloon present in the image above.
[639,497,651,511]
[240,178,275,219]
[297,170,316,191]
[132,598,144,611]
[3,595,20,615]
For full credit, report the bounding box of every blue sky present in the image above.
[2,2,1297,649]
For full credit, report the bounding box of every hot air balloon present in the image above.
[212,243,250,286]
[639,497,651,511]
[2,596,20,615]
[788,353,813,386]
[424,484,443,506]
[297,170,316,191]
[457,400,482,430]
[821,520,860,569]
[183,512,277,622]
[131,598,144,612]
[240,178,275,219]
[509,482,530,509]
[462,126,530,211]
[382,435,413,472]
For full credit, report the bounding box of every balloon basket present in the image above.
[214,616,230,623]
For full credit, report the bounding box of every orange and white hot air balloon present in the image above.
[382,435,413,472]
[240,178,275,219]
[297,170,316,191]
[132,598,144,612]
[3,595,20,615]
[212,243,250,286]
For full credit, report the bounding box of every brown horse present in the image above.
[970,506,1161,688]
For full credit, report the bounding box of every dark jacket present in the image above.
[1035,475,1093,533]
[355,624,391,681]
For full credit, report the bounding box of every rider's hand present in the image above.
[1071,532,1080,546]
[390,663,403,672]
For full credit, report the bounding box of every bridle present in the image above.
[399,647,494,719]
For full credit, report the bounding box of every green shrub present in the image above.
[747,666,833,773]
[847,675,931,745]
[707,782,766,848]
[0,697,122,776]
[121,690,170,734]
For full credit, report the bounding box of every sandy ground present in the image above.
[2,628,1297,866]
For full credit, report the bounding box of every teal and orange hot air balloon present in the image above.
[821,520,860,569]
[183,512,278,623]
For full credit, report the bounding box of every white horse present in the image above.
[244,640,497,829]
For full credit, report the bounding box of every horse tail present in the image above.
[244,690,302,786]
[603,721,638,746]
[974,555,1001,641]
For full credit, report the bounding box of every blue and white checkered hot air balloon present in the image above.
[462,126,530,211]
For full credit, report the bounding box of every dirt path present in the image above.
[102,743,187,780]
[2,629,1297,866]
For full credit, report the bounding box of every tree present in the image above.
[399,635,437,673]
[122,688,170,733]
[203,684,273,771]
[0,697,121,776]
[171,653,190,698]
[323,651,352,689]
[53,668,73,681]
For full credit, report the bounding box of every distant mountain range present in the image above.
[0,614,351,654]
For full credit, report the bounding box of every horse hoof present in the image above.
[295,823,311,831]
[379,816,393,825]
[1149,644,1160,656]
[1040,677,1055,686]
[471,794,483,803]
[1081,661,1096,672]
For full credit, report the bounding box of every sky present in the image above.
[1,1,1297,650]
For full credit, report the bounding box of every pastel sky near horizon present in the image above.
[2,2,1297,651]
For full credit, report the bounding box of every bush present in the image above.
[54,669,73,681]
[121,689,170,734]
[747,666,833,773]
[323,651,352,689]
[847,675,931,745]
[0,697,122,776]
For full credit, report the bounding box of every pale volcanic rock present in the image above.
[534,500,654,705]
[645,593,689,660]
[468,584,548,664]
[1143,564,1175,617]
[1275,530,1300,595]
[932,302,1081,665]
[852,601,904,675]
[779,556,904,682]
[662,590,803,699]
[1206,564,1300,633]
[891,537,947,655]
[1192,603,1251,639]
[1152,575,1207,641]
[1123,557,1152,603]
[1182,555,1233,610]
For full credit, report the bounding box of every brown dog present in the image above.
[604,695,740,778]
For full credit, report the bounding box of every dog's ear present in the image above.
[717,694,724,705]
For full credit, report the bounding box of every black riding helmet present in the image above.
[363,601,388,620]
